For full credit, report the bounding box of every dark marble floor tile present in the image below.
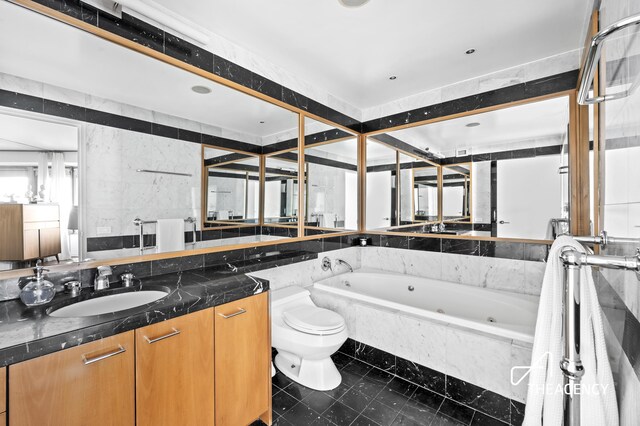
[510,401,525,426]
[399,396,440,425]
[273,371,294,390]
[352,414,383,426]
[342,359,373,378]
[375,385,414,412]
[436,399,475,424]
[355,342,396,374]
[362,368,395,385]
[445,377,510,423]
[362,399,401,426]
[342,367,369,387]
[281,402,323,425]
[323,401,359,426]
[338,388,375,413]
[396,358,446,395]
[429,411,468,426]
[310,416,338,426]
[285,380,316,400]
[332,351,354,369]
[470,412,508,426]
[272,414,294,426]
[303,390,338,413]
[408,387,444,413]
[352,375,388,399]
[339,338,357,357]
[390,412,430,426]
[272,390,299,415]
[323,381,353,400]
[386,378,418,397]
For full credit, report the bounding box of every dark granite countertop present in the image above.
[0,265,272,367]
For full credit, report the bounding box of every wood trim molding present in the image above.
[569,91,591,236]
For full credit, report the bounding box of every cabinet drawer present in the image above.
[214,292,270,426]
[22,205,59,223]
[135,309,214,426]
[9,332,135,426]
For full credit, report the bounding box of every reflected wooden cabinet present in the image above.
[9,332,135,426]
[0,204,61,262]
[135,309,215,426]
[215,292,271,426]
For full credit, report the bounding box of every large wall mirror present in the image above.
[0,2,301,272]
[264,150,300,227]
[365,95,571,241]
[303,118,358,233]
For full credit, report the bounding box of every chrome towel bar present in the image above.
[133,217,197,254]
[574,230,640,249]
[578,13,640,105]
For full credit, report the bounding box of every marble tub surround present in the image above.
[358,246,546,296]
[0,267,268,367]
[335,339,526,426]
[311,287,532,404]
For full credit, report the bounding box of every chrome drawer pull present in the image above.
[218,308,247,319]
[82,345,126,365]
[144,328,181,344]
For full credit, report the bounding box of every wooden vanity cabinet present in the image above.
[1,367,6,426]
[8,331,135,426]
[215,292,271,426]
[135,309,215,426]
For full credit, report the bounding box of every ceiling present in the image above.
[0,2,298,141]
[386,96,570,156]
[0,112,78,151]
[154,0,589,110]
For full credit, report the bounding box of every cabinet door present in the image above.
[9,332,135,426]
[38,227,61,258]
[21,229,39,260]
[136,309,215,426]
[215,292,270,426]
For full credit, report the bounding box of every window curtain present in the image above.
[37,152,49,198]
[49,152,71,260]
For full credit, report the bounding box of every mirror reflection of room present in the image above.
[264,152,299,225]
[0,112,79,271]
[303,118,358,231]
[376,95,570,240]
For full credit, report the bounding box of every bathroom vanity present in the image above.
[0,270,272,426]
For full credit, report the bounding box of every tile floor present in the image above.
[258,352,510,426]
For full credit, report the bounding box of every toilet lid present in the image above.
[282,306,345,335]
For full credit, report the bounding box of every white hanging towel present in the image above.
[321,213,335,228]
[156,219,185,253]
[523,236,618,426]
[217,210,229,220]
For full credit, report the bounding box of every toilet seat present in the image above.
[282,305,345,335]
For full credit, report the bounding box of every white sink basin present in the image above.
[49,290,168,318]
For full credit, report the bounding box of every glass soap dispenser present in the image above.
[20,261,56,307]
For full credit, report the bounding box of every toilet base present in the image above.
[274,351,342,391]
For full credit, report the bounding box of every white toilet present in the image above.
[271,286,348,391]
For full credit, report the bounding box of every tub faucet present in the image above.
[335,259,353,273]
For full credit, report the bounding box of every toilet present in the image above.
[271,286,348,391]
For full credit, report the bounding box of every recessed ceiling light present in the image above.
[465,48,476,55]
[466,122,481,127]
[259,121,265,124]
[389,76,397,80]
[191,85,212,94]
[338,0,370,7]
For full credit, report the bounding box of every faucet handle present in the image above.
[96,265,113,277]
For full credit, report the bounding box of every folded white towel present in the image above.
[523,236,618,426]
[156,219,185,253]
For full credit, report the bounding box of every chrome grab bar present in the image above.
[82,345,126,365]
[578,13,640,105]
[133,217,197,254]
[144,328,181,344]
[559,242,640,426]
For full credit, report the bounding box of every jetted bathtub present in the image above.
[313,268,539,343]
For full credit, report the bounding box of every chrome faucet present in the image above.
[94,266,112,291]
[335,259,353,273]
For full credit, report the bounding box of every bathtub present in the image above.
[313,268,539,343]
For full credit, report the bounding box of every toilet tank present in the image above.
[271,286,311,308]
